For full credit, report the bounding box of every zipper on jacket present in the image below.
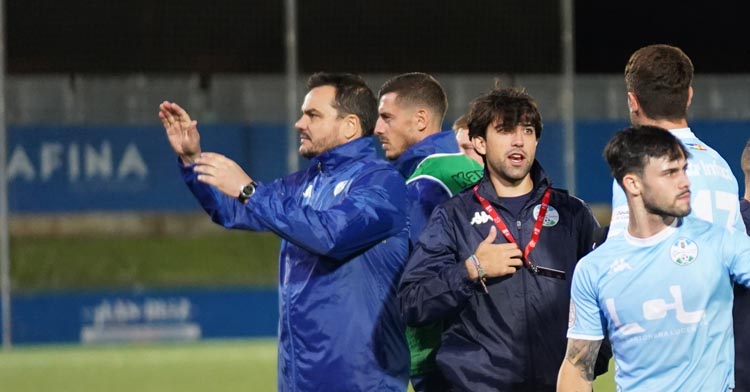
[518,217,534,383]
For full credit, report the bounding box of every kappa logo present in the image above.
[609,258,633,274]
[470,211,492,225]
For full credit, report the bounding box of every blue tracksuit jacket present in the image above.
[180,137,410,391]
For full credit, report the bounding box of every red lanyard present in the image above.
[472,184,551,273]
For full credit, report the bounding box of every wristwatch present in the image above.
[238,181,257,203]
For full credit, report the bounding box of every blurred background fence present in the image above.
[2,0,750,349]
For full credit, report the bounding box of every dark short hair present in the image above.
[378,72,448,123]
[624,44,693,121]
[307,72,378,136]
[466,86,542,140]
[604,125,690,186]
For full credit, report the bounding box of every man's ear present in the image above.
[627,92,640,115]
[687,86,694,109]
[622,173,641,197]
[414,109,428,132]
[342,114,361,139]
[472,135,487,156]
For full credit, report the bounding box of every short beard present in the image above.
[644,201,691,219]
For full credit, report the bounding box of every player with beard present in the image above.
[559,125,750,391]
[399,86,610,390]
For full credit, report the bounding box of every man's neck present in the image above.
[490,174,534,197]
[627,203,677,238]
[636,117,688,130]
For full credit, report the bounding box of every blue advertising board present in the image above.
[6,124,288,212]
[1,288,278,345]
[5,121,750,211]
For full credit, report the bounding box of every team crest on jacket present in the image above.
[670,237,698,266]
[533,204,559,227]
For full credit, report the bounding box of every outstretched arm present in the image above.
[557,338,603,392]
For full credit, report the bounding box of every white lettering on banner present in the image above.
[86,142,112,179]
[86,297,193,326]
[7,146,34,181]
[118,144,149,179]
[40,143,64,180]
[7,141,149,182]
[81,297,199,344]
[69,143,80,181]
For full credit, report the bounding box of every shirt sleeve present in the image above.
[608,180,629,239]
[398,205,477,326]
[567,259,606,340]
[181,160,408,262]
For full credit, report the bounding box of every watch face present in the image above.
[241,184,255,197]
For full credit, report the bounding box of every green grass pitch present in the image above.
[0,338,616,391]
[0,339,278,392]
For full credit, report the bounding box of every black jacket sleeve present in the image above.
[398,205,478,327]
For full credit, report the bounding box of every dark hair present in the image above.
[466,86,542,140]
[624,44,693,121]
[741,140,750,176]
[452,114,468,131]
[604,125,690,186]
[307,72,378,136]
[378,72,448,123]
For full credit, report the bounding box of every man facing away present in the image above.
[608,44,745,235]
[374,72,483,391]
[607,44,748,391]
[559,125,750,391]
[399,86,609,391]
[159,72,410,391]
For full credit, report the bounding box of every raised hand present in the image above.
[465,226,523,280]
[159,101,201,165]
[193,152,254,199]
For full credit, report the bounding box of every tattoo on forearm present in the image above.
[565,339,602,381]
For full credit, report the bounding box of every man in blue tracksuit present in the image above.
[159,73,410,391]
[399,86,609,391]
[374,73,484,391]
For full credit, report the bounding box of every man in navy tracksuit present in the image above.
[399,86,610,391]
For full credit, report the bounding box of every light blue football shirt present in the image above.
[608,128,746,238]
[569,216,750,391]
